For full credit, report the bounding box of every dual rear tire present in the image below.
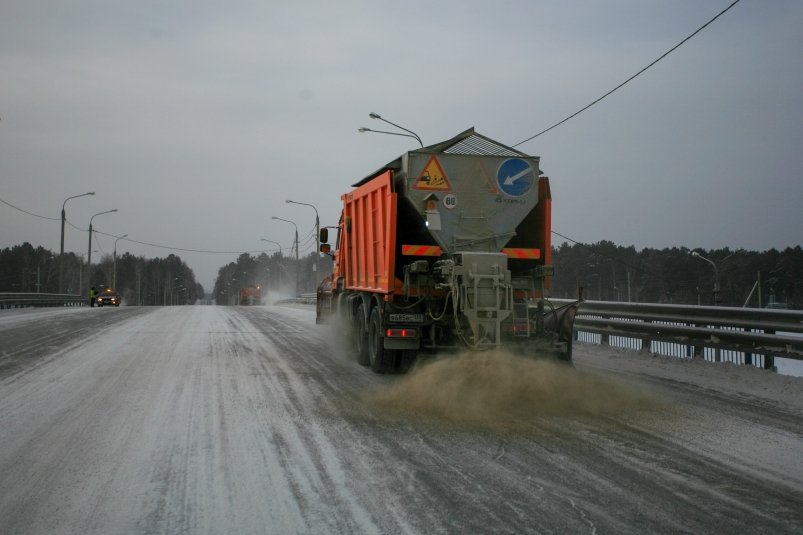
[367,307,395,374]
[353,304,411,374]
[354,304,369,366]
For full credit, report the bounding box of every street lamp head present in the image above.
[691,251,700,257]
[90,208,118,225]
[358,127,369,133]
[359,113,424,147]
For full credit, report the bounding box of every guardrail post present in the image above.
[600,315,610,346]
[764,329,776,371]
[690,322,703,359]
[744,328,753,366]
[640,320,651,353]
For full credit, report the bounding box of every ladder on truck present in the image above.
[512,301,530,337]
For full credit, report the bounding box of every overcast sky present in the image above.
[2,0,801,290]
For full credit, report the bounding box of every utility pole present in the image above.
[113,234,128,290]
[86,209,117,295]
[272,216,299,295]
[627,271,632,302]
[691,251,720,305]
[757,270,762,308]
[285,200,320,280]
[59,191,94,293]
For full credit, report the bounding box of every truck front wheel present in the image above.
[368,307,395,374]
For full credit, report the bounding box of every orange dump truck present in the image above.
[317,128,578,373]
[239,286,261,306]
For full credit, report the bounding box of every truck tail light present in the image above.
[386,328,417,338]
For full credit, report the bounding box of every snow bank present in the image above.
[573,343,803,413]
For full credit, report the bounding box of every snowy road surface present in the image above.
[0,305,801,534]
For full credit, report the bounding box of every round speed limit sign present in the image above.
[443,193,458,210]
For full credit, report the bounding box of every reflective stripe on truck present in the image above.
[402,245,442,256]
[502,248,541,259]
[402,245,540,259]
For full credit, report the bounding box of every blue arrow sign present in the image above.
[497,158,534,197]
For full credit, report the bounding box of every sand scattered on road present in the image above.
[364,351,664,428]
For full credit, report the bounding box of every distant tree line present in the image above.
[0,242,203,306]
[550,241,802,308]
[215,242,802,309]
[12,238,792,309]
[213,251,326,305]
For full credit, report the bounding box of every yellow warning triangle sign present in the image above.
[414,155,451,190]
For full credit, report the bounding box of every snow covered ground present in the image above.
[572,343,803,411]
[0,305,800,534]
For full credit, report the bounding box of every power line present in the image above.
[92,228,266,255]
[511,0,742,148]
[66,219,87,232]
[0,197,60,221]
[0,196,269,255]
[299,232,317,247]
[94,232,108,255]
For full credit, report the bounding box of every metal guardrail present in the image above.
[549,299,803,369]
[274,293,317,306]
[0,292,86,309]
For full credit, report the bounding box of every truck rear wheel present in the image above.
[354,304,369,366]
[368,307,395,374]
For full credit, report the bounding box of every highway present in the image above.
[0,305,801,534]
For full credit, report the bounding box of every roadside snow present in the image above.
[573,343,803,413]
[0,307,89,330]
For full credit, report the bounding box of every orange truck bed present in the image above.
[338,170,397,294]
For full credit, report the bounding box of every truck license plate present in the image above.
[389,313,424,323]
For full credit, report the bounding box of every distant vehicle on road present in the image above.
[239,286,262,306]
[97,288,121,307]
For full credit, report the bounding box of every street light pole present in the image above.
[87,209,117,295]
[261,239,283,294]
[367,112,424,147]
[285,199,320,278]
[272,216,299,295]
[113,233,128,290]
[79,250,97,297]
[691,251,720,305]
[59,191,95,293]
[260,238,283,255]
[358,127,423,146]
